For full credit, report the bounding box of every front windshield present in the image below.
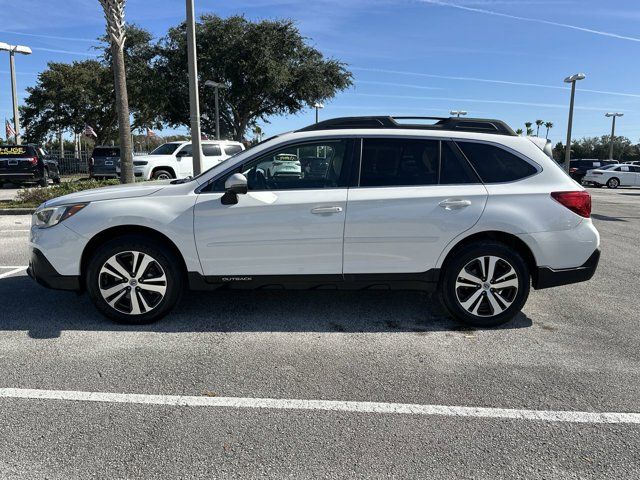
[150,143,180,155]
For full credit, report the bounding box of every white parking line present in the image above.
[1,388,638,424]
[0,266,27,279]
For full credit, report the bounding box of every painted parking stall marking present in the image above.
[1,388,639,425]
[0,266,27,279]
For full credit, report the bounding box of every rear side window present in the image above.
[456,142,538,183]
[203,144,222,156]
[224,145,243,156]
[359,139,479,187]
[92,147,120,158]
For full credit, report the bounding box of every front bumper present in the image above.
[533,249,600,289]
[27,247,81,291]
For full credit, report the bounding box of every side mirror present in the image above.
[221,173,248,205]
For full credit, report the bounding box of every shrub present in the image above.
[11,179,121,208]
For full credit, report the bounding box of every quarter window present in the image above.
[456,142,538,183]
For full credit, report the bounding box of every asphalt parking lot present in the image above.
[0,187,639,479]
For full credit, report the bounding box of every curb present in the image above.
[0,208,35,215]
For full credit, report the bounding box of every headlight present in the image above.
[33,203,87,228]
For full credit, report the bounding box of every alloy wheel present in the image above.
[454,255,519,317]
[98,251,167,315]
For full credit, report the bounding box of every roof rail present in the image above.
[296,116,517,136]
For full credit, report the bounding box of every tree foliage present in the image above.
[553,136,640,163]
[150,15,352,140]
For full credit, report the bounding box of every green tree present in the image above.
[544,121,553,139]
[155,15,353,141]
[21,60,117,145]
[535,119,544,137]
[515,128,523,136]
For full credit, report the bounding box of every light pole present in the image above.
[0,42,31,145]
[185,0,203,175]
[204,80,228,140]
[605,112,623,161]
[313,102,324,123]
[450,110,467,118]
[563,73,586,172]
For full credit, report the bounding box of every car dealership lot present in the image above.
[0,187,639,478]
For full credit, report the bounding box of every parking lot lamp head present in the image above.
[313,102,324,123]
[450,110,467,117]
[605,112,624,160]
[0,42,31,145]
[563,73,586,172]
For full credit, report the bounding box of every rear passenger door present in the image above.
[343,138,488,274]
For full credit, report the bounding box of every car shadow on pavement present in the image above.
[0,276,532,339]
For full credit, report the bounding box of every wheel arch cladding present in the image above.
[80,225,188,283]
[440,231,537,283]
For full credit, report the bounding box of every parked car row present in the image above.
[583,163,640,188]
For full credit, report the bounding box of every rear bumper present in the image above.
[0,172,41,182]
[533,249,600,289]
[27,247,81,291]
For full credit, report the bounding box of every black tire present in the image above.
[38,170,49,187]
[152,169,174,180]
[85,235,183,324]
[606,177,620,189]
[439,241,530,327]
[52,175,61,184]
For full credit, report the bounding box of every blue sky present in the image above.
[1,0,639,144]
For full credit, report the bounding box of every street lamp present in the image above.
[0,42,31,145]
[204,80,229,140]
[313,102,324,123]
[563,73,586,172]
[605,112,623,161]
[185,0,202,175]
[450,110,467,117]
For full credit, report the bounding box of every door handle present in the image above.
[311,206,343,214]
[439,198,472,210]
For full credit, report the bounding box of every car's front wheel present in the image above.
[440,241,530,327]
[86,236,183,324]
[152,169,174,180]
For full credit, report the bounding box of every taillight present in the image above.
[551,191,591,218]
[569,167,578,173]
[28,157,38,165]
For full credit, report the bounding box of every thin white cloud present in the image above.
[353,67,640,99]
[421,0,640,42]
[357,80,443,90]
[347,92,622,112]
[0,30,96,43]
[32,47,99,57]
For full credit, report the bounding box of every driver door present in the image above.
[194,139,354,277]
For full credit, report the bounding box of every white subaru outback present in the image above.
[28,116,600,327]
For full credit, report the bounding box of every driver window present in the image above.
[214,140,348,191]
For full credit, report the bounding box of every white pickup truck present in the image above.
[125,140,245,180]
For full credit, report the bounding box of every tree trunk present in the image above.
[110,42,134,184]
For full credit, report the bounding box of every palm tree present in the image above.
[99,0,134,184]
[544,121,554,139]
[515,128,523,136]
[526,127,534,136]
[535,119,544,137]
[524,122,532,135]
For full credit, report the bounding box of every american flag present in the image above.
[146,128,156,137]
[5,120,16,139]
[83,125,97,138]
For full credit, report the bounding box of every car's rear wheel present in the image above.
[607,177,620,189]
[440,241,530,327]
[86,236,183,324]
[152,169,173,180]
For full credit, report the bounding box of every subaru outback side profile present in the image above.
[28,116,600,327]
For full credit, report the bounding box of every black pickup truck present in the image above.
[0,145,61,187]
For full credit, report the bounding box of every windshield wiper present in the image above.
[170,176,193,184]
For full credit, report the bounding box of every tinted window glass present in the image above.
[440,142,480,184]
[203,144,222,156]
[631,166,640,173]
[214,140,349,191]
[360,138,438,187]
[92,147,120,158]
[224,145,243,156]
[150,143,180,155]
[456,142,537,183]
[178,144,193,156]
